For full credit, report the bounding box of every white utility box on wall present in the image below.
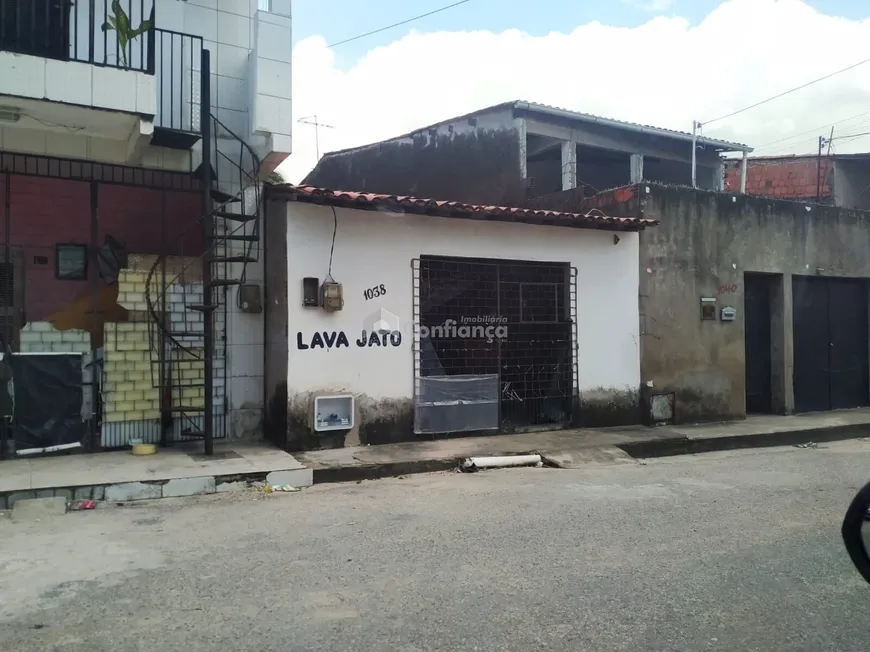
[312,395,354,432]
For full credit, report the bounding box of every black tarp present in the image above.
[11,354,84,450]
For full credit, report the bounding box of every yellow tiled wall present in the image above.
[172,347,206,409]
[103,264,213,427]
[103,323,160,422]
[103,329,207,423]
[116,269,150,312]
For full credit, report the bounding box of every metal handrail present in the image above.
[143,113,262,360]
[153,28,204,132]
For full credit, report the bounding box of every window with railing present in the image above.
[0,0,155,72]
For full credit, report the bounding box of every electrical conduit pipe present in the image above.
[460,454,542,472]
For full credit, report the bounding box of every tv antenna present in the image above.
[297,115,335,162]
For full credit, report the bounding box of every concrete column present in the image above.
[770,273,794,414]
[740,150,748,193]
[561,140,577,191]
[716,162,725,191]
[630,153,644,183]
[515,117,528,180]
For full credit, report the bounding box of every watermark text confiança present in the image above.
[418,318,508,343]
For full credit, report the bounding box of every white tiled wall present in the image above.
[154,0,293,148]
[0,51,155,118]
[0,0,292,170]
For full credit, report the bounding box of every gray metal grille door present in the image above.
[412,256,578,435]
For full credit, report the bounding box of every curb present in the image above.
[0,467,313,510]
[310,424,870,484]
[617,422,870,459]
[312,458,460,484]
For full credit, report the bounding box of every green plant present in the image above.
[101,1,153,68]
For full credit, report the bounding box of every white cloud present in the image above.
[281,0,870,184]
[623,0,674,11]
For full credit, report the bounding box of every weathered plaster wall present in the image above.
[529,182,870,424]
[303,108,526,205]
[832,158,870,210]
[635,184,870,423]
[281,201,642,450]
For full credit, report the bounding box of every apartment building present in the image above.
[0,0,292,459]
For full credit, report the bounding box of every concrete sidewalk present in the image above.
[298,409,870,483]
[0,442,312,509]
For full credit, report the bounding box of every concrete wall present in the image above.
[278,201,642,450]
[635,184,870,423]
[833,159,870,210]
[529,182,870,424]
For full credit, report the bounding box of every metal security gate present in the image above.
[412,256,577,435]
[793,276,870,413]
[0,153,230,459]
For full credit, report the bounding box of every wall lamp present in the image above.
[0,107,21,123]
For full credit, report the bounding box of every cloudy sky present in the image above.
[280,0,870,182]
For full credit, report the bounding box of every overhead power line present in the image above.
[753,109,870,152]
[701,55,870,127]
[328,0,472,48]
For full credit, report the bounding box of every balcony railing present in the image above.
[0,0,155,73]
[0,1,205,138]
[154,29,203,134]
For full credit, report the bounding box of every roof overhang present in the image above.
[268,184,658,232]
[512,101,753,154]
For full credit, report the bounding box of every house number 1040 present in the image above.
[363,284,387,300]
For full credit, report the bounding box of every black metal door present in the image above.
[793,276,870,412]
[744,274,772,414]
[793,276,831,413]
[829,280,869,410]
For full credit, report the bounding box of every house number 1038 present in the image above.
[363,284,387,300]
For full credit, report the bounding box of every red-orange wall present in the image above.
[0,174,202,322]
[724,156,833,200]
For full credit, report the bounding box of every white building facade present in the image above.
[0,0,292,458]
[264,187,656,450]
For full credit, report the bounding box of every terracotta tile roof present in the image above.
[269,184,658,232]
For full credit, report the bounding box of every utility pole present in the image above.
[816,135,823,203]
[691,120,698,188]
[297,115,336,162]
[817,126,835,203]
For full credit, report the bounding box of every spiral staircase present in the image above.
[144,51,262,455]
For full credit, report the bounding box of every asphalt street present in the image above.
[2,440,870,651]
